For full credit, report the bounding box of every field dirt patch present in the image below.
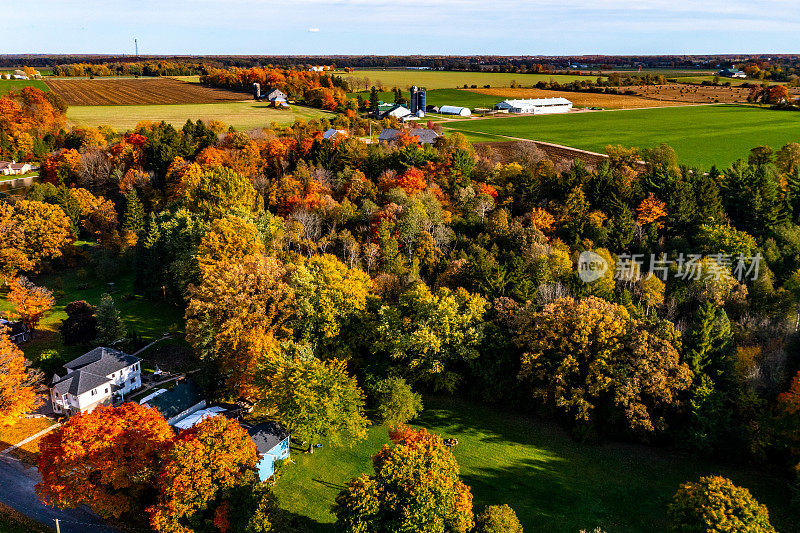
[45,77,249,106]
[471,87,688,109]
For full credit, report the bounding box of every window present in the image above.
[105,388,109,394]
[91,389,97,396]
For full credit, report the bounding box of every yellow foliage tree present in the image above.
[0,328,38,426]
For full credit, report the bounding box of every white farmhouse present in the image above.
[50,347,142,416]
[494,97,573,114]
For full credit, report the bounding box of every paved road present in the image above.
[0,455,119,533]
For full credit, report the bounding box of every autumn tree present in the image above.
[374,283,487,392]
[196,214,264,272]
[182,166,262,220]
[515,297,691,438]
[0,200,73,280]
[148,416,261,532]
[0,328,38,426]
[5,276,54,331]
[636,196,667,226]
[668,476,775,533]
[259,356,368,453]
[291,254,374,359]
[186,254,294,398]
[37,403,174,519]
[334,427,474,533]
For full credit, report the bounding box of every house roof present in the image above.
[0,319,28,337]
[172,406,229,430]
[324,128,349,140]
[497,97,572,107]
[265,88,287,100]
[246,421,289,454]
[379,128,439,144]
[64,347,139,376]
[144,380,203,420]
[52,369,111,397]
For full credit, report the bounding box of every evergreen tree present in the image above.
[369,86,379,110]
[684,301,733,378]
[693,169,725,225]
[123,190,145,235]
[94,293,127,345]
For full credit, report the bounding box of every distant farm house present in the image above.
[719,68,747,79]
[377,103,412,120]
[494,97,573,114]
[0,161,32,175]
[252,84,289,107]
[323,128,349,140]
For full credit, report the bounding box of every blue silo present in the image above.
[410,86,418,114]
[417,88,426,115]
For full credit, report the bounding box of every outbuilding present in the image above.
[439,105,472,117]
[244,421,291,481]
[494,97,573,114]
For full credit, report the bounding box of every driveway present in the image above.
[0,455,119,533]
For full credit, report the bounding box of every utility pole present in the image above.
[54,518,61,533]
[134,38,138,57]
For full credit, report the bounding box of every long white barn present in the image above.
[494,97,573,115]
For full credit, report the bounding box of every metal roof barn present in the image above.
[439,105,472,116]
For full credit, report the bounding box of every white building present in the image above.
[494,97,573,115]
[50,347,142,416]
[323,128,349,141]
[0,161,32,176]
[439,105,472,117]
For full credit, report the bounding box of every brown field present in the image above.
[472,87,689,109]
[45,78,249,106]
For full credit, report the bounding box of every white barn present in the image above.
[439,105,472,117]
[494,97,573,115]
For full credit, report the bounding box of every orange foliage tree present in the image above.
[147,416,259,532]
[334,426,474,532]
[636,196,667,226]
[5,276,54,331]
[42,149,81,186]
[0,328,38,426]
[0,200,73,280]
[382,167,427,195]
[36,403,174,519]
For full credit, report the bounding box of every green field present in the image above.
[66,101,333,132]
[273,396,795,532]
[0,79,50,96]
[445,104,800,168]
[339,70,602,90]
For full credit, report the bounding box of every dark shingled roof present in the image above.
[378,128,439,144]
[246,421,289,454]
[52,347,138,397]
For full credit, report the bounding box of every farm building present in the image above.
[0,319,30,344]
[439,105,472,117]
[719,68,747,78]
[323,128,349,140]
[379,128,439,145]
[141,379,206,425]
[244,421,291,481]
[377,103,411,119]
[494,97,573,114]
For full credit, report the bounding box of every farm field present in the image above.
[44,77,248,106]
[0,79,50,96]
[339,69,603,90]
[273,396,795,533]
[444,104,800,168]
[66,101,332,132]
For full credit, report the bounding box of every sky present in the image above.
[3,0,800,56]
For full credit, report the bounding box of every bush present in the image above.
[373,376,423,427]
[474,504,523,533]
[59,300,97,345]
[668,476,775,532]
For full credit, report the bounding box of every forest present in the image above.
[1,80,799,532]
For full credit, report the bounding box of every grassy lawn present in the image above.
[0,79,50,96]
[273,396,796,533]
[0,417,55,452]
[445,104,800,168]
[66,102,334,132]
[0,260,184,372]
[339,70,603,90]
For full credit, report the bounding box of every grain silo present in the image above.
[410,86,418,114]
[252,83,261,100]
[416,88,426,117]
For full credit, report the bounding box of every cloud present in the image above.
[308,27,320,32]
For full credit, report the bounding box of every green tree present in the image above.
[474,504,524,533]
[123,190,145,235]
[259,356,368,453]
[373,376,423,427]
[374,283,487,392]
[684,302,733,378]
[94,293,126,345]
[183,166,262,220]
[668,476,775,533]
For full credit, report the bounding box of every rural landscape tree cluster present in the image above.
[1,75,799,532]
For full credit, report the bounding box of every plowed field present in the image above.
[45,77,248,106]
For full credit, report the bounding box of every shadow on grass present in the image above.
[282,510,335,533]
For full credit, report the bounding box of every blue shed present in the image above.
[246,421,290,481]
